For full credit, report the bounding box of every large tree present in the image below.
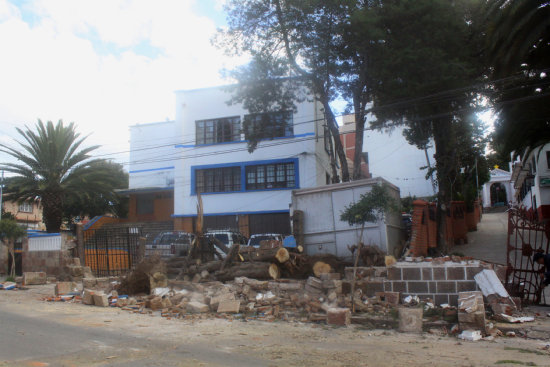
[486,0,550,157]
[218,0,385,182]
[0,219,26,277]
[0,120,125,232]
[63,160,129,225]
[364,0,486,251]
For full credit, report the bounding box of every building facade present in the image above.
[1,198,45,230]
[511,143,550,221]
[481,168,515,209]
[342,114,436,198]
[127,86,333,236]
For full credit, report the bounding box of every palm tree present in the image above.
[0,120,123,232]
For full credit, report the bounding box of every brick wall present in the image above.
[345,261,503,306]
[22,234,74,276]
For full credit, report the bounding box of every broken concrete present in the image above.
[398,307,423,333]
[217,300,241,313]
[23,271,47,285]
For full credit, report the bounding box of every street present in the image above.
[2,284,550,367]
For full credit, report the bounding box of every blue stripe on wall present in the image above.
[129,166,175,174]
[174,132,315,149]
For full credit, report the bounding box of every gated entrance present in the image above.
[506,207,550,303]
[83,227,141,276]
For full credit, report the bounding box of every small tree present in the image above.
[340,183,398,312]
[0,219,26,277]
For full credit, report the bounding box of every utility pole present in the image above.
[0,170,3,221]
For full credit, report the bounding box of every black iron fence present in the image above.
[83,227,142,277]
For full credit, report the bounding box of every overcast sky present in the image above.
[0,0,243,170]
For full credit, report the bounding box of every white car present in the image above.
[247,233,283,248]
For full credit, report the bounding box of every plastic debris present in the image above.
[458,330,482,341]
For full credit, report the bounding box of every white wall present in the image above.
[173,86,331,217]
[129,121,179,189]
[364,124,436,198]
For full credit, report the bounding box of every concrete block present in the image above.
[434,294,449,306]
[408,281,429,294]
[23,272,47,285]
[457,281,477,293]
[422,268,433,280]
[377,291,400,305]
[398,307,423,333]
[55,282,76,296]
[306,276,323,289]
[93,293,109,307]
[326,308,351,326]
[187,301,209,313]
[82,278,97,289]
[433,268,446,280]
[148,296,163,311]
[466,266,483,280]
[388,267,402,281]
[436,281,456,294]
[402,268,421,280]
[447,267,465,280]
[392,281,407,293]
[209,292,235,311]
[82,289,95,305]
[217,300,241,313]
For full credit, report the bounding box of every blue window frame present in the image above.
[191,158,299,195]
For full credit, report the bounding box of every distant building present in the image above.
[339,116,371,179]
[510,143,550,221]
[481,168,514,209]
[1,197,45,230]
[341,114,436,198]
[125,85,333,236]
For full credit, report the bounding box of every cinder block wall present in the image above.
[22,234,73,276]
[345,261,502,306]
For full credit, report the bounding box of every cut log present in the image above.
[296,245,304,253]
[313,261,332,277]
[215,262,281,281]
[275,247,290,264]
[269,263,281,279]
[220,243,240,271]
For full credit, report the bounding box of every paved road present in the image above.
[0,306,267,367]
[458,211,508,264]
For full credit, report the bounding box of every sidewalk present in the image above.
[456,211,508,265]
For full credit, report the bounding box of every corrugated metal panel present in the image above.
[474,269,510,298]
[28,235,62,252]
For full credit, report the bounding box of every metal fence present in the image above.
[83,227,142,277]
[506,208,550,303]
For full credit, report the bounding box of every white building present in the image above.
[126,85,333,236]
[342,115,436,198]
[481,168,514,209]
[511,143,550,221]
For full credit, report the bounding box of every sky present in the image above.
[0,0,243,170]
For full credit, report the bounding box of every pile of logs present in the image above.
[168,241,351,282]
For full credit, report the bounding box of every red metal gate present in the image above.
[506,207,550,303]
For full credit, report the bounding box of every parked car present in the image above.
[146,231,195,257]
[247,233,283,248]
[205,230,248,258]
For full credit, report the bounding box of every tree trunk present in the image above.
[42,190,64,233]
[322,100,350,182]
[215,262,280,281]
[432,118,454,254]
[352,106,367,180]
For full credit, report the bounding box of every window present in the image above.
[244,111,293,140]
[195,166,241,193]
[546,151,550,169]
[196,116,241,145]
[18,202,33,213]
[245,162,296,190]
[136,194,154,215]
